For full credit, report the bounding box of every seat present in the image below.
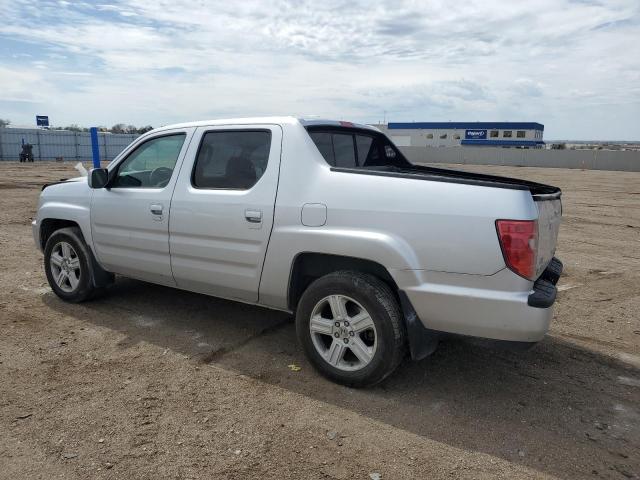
[225,155,256,189]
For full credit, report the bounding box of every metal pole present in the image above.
[90,127,100,168]
[37,129,41,161]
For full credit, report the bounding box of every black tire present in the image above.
[295,271,406,387]
[44,227,97,303]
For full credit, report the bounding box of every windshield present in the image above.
[306,126,412,169]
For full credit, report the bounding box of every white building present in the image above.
[380,122,545,148]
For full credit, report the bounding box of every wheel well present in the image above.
[288,253,399,311]
[40,219,81,250]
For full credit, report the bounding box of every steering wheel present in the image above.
[149,167,173,187]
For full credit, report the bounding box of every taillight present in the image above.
[496,220,538,280]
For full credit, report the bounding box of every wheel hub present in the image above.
[331,323,353,343]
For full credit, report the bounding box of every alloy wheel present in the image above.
[49,241,81,293]
[309,294,377,371]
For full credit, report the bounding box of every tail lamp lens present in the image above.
[496,220,537,280]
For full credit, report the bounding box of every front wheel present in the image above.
[295,271,406,387]
[44,227,97,303]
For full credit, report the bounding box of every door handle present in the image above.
[150,203,163,215]
[245,209,262,223]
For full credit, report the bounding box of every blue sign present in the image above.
[36,115,49,127]
[465,129,487,140]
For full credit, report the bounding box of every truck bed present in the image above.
[332,164,562,200]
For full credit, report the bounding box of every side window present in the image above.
[193,130,271,189]
[112,134,185,188]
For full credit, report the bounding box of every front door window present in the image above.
[112,134,186,188]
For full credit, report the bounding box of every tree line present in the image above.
[0,118,153,134]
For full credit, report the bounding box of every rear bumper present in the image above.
[397,259,562,352]
[528,257,563,308]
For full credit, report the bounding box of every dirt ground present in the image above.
[0,161,638,480]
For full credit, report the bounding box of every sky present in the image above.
[0,0,639,140]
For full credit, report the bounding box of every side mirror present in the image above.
[88,168,109,189]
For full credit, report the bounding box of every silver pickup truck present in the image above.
[33,117,562,387]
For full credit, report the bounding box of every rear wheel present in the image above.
[44,227,97,302]
[296,271,406,387]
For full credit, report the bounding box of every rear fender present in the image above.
[259,226,420,309]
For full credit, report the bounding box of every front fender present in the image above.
[37,202,93,247]
[35,181,95,253]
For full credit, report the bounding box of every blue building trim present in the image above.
[460,139,545,147]
[389,122,544,131]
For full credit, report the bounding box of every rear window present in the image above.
[307,127,407,168]
[355,135,375,165]
[332,133,357,168]
[309,132,333,164]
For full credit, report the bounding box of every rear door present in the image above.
[91,129,193,285]
[169,124,282,301]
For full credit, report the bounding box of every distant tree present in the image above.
[137,125,153,134]
[0,118,10,128]
[64,124,84,132]
[125,124,138,134]
[97,126,109,132]
[111,123,127,134]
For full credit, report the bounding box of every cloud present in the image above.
[513,79,544,98]
[0,0,638,139]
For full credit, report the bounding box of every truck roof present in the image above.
[151,117,379,133]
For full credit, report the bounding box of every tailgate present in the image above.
[535,198,562,279]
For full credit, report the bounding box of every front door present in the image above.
[169,125,282,301]
[91,129,193,285]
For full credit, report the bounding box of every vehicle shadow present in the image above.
[43,278,640,479]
